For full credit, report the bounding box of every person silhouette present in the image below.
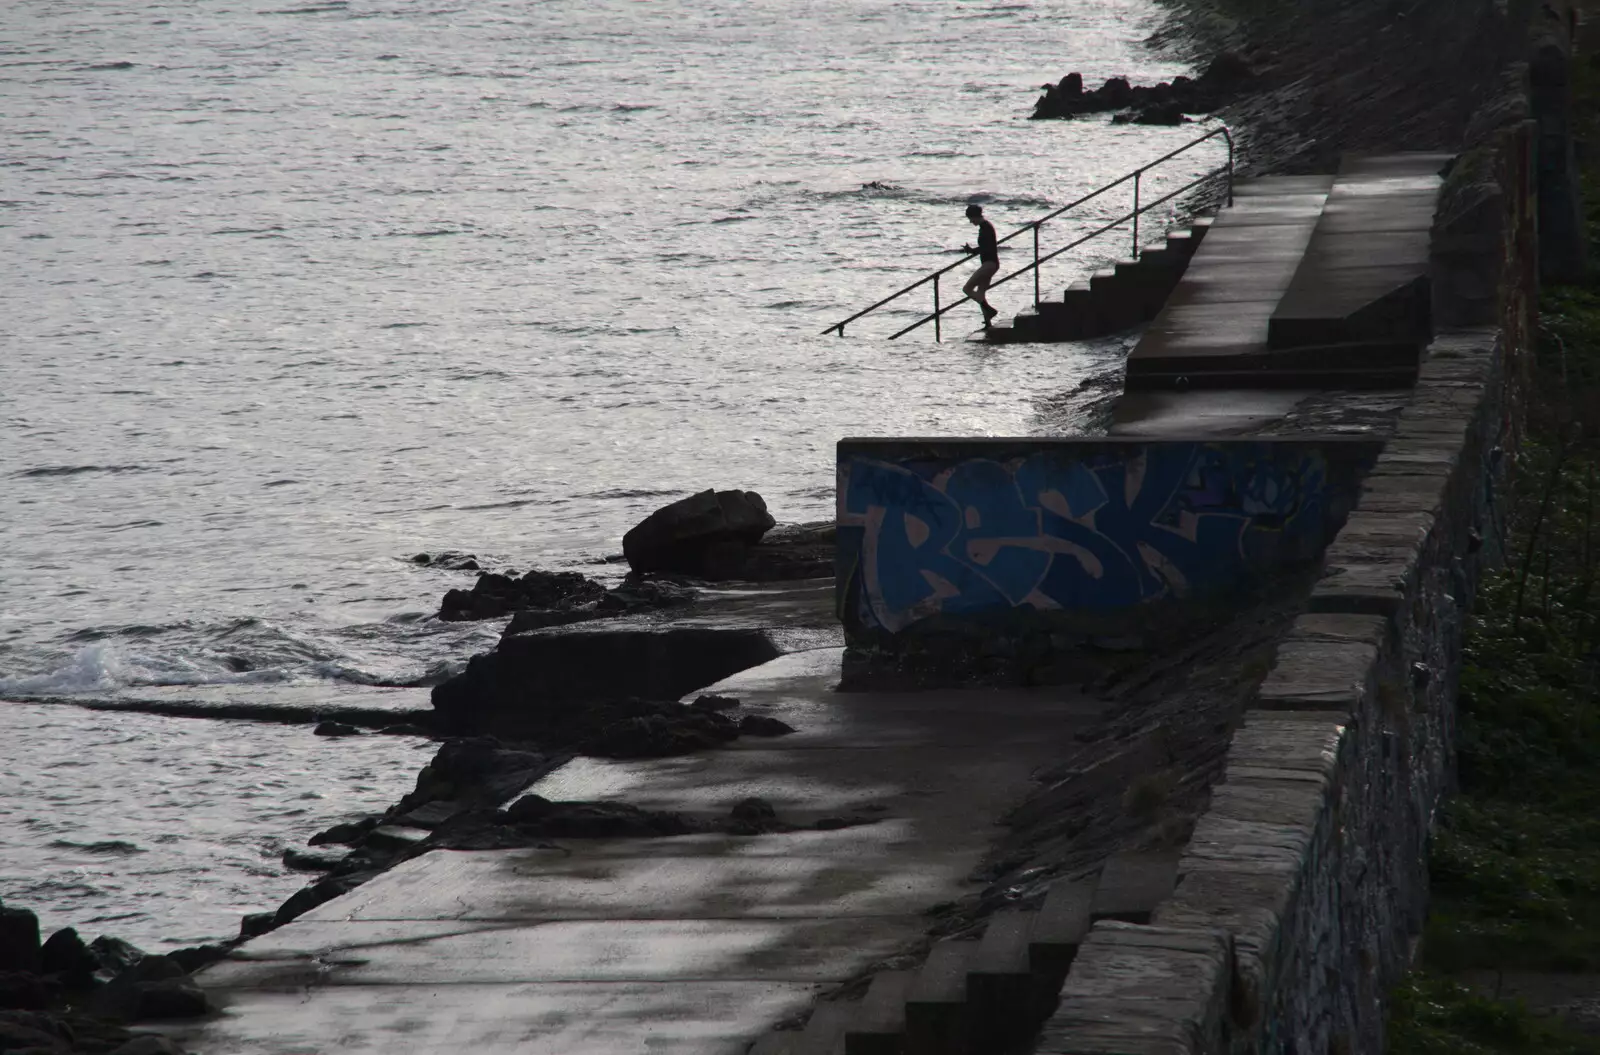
[961,204,999,327]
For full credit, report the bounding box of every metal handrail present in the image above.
[822,124,1233,341]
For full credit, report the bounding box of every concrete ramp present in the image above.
[1267,153,1449,351]
[1125,153,1447,390]
[1123,175,1332,388]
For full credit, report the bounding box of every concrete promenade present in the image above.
[175,650,1104,1054]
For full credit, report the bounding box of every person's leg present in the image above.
[964,262,999,323]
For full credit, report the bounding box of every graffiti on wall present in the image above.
[838,443,1337,634]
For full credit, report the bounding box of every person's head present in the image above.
[966,203,983,225]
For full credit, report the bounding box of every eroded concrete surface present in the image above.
[175,649,1105,1054]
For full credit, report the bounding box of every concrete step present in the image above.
[966,909,1037,1041]
[1028,877,1095,989]
[844,969,915,1055]
[1089,852,1182,925]
[905,940,975,1055]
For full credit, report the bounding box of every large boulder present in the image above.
[623,490,776,579]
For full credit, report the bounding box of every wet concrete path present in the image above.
[174,649,1104,1054]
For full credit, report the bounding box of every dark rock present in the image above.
[738,714,796,737]
[88,937,145,979]
[421,738,548,805]
[741,521,835,581]
[109,1036,188,1055]
[691,693,741,712]
[431,627,780,739]
[729,797,777,824]
[392,799,465,829]
[313,720,361,737]
[1032,53,1254,120]
[584,709,739,759]
[273,872,380,927]
[1099,76,1132,105]
[0,1011,81,1050]
[89,956,209,1022]
[0,1015,68,1051]
[166,944,226,974]
[598,579,698,612]
[0,972,54,1011]
[282,848,345,872]
[502,607,602,635]
[1132,104,1190,126]
[504,795,555,824]
[439,568,606,622]
[39,928,96,989]
[622,489,776,579]
[308,816,380,846]
[0,909,41,974]
[239,913,276,940]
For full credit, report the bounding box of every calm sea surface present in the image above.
[1,0,1221,949]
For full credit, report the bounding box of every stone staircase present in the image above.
[746,852,1180,1055]
[985,220,1214,345]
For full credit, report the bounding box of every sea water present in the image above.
[0,0,1221,948]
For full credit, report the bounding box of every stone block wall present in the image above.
[1037,327,1508,1055]
[835,437,1380,688]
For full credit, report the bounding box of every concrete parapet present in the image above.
[834,437,1381,688]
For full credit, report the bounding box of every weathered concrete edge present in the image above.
[1037,325,1508,1055]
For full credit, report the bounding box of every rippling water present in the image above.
[1,0,1219,946]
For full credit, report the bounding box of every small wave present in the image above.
[399,228,467,237]
[263,2,349,13]
[380,322,429,329]
[459,497,537,512]
[576,487,682,500]
[610,104,655,113]
[15,464,151,478]
[48,839,145,856]
[86,61,135,71]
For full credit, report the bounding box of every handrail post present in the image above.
[934,273,941,343]
[1132,171,1141,258]
[1226,130,1235,206]
[1033,223,1040,307]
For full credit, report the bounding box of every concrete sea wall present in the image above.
[1035,70,1540,1055]
[835,438,1380,687]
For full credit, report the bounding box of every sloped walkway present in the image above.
[173,650,1104,1054]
